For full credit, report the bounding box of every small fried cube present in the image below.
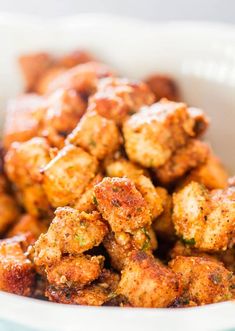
[0,193,20,234]
[123,99,195,168]
[34,208,108,266]
[42,144,98,207]
[169,256,233,305]
[117,251,181,307]
[88,77,155,124]
[67,111,121,160]
[145,74,179,101]
[0,238,35,296]
[94,177,151,233]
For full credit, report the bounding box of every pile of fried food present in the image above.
[0,49,234,308]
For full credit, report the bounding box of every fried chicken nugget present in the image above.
[154,139,209,185]
[46,269,120,306]
[94,177,151,233]
[178,152,229,190]
[3,94,46,149]
[33,207,108,266]
[117,251,181,307]
[46,62,113,97]
[42,144,98,207]
[173,182,235,251]
[67,111,121,160]
[0,193,20,234]
[169,256,234,305]
[88,77,155,124]
[105,158,163,219]
[145,74,179,101]
[46,255,104,288]
[0,237,35,296]
[40,88,86,148]
[123,99,196,168]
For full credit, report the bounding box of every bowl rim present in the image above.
[0,12,235,329]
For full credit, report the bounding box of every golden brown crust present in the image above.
[67,111,121,160]
[117,251,181,307]
[169,256,233,305]
[123,99,196,168]
[94,177,151,233]
[154,139,209,185]
[33,208,108,266]
[173,182,235,251]
[42,145,98,207]
[0,238,35,296]
[88,77,155,124]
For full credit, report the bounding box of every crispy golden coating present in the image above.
[3,94,45,149]
[153,187,175,239]
[103,228,156,271]
[123,99,196,168]
[178,153,229,190]
[173,182,235,251]
[67,111,121,160]
[19,52,53,92]
[5,137,50,187]
[40,88,87,148]
[145,74,179,102]
[88,77,155,124]
[0,238,35,296]
[117,251,181,307]
[105,158,163,219]
[45,62,113,97]
[34,208,108,266]
[169,256,233,305]
[94,177,151,233]
[74,174,103,213]
[57,50,93,69]
[0,193,20,234]
[42,144,98,207]
[46,255,104,288]
[7,214,48,240]
[46,269,120,306]
[154,139,209,185]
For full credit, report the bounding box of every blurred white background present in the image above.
[0,0,235,22]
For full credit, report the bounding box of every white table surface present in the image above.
[0,0,234,23]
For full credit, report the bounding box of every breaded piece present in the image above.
[46,255,104,288]
[103,229,156,271]
[3,94,45,149]
[169,256,233,305]
[36,67,66,95]
[145,74,179,101]
[105,158,163,219]
[46,269,120,306]
[40,88,86,148]
[42,144,98,207]
[178,153,229,190]
[123,99,195,168]
[33,208,108,266]
[46,62,113,97]
[153,187,175,239]
[5,137,50,187]
[7,214,48,240]
[0,193,20,234]
[74,174,103,212]
[188,107,209,137]
[18,52,53,91]
[154,139,209,185]
[117,251,181,307]
[173,182,235,251]
[88,77,155,124]
[67,111,121,160]
[0,238,35,296]
[57,50,93,68]
[94,177,151,233]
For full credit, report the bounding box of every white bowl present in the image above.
[0,13,234,331]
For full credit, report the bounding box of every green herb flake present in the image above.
[75,234,88,246]
[181,237,196,246]
[141,228,151,251]
[93,195,98,206]
[89,139,96,147]
[210,274,222,285]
